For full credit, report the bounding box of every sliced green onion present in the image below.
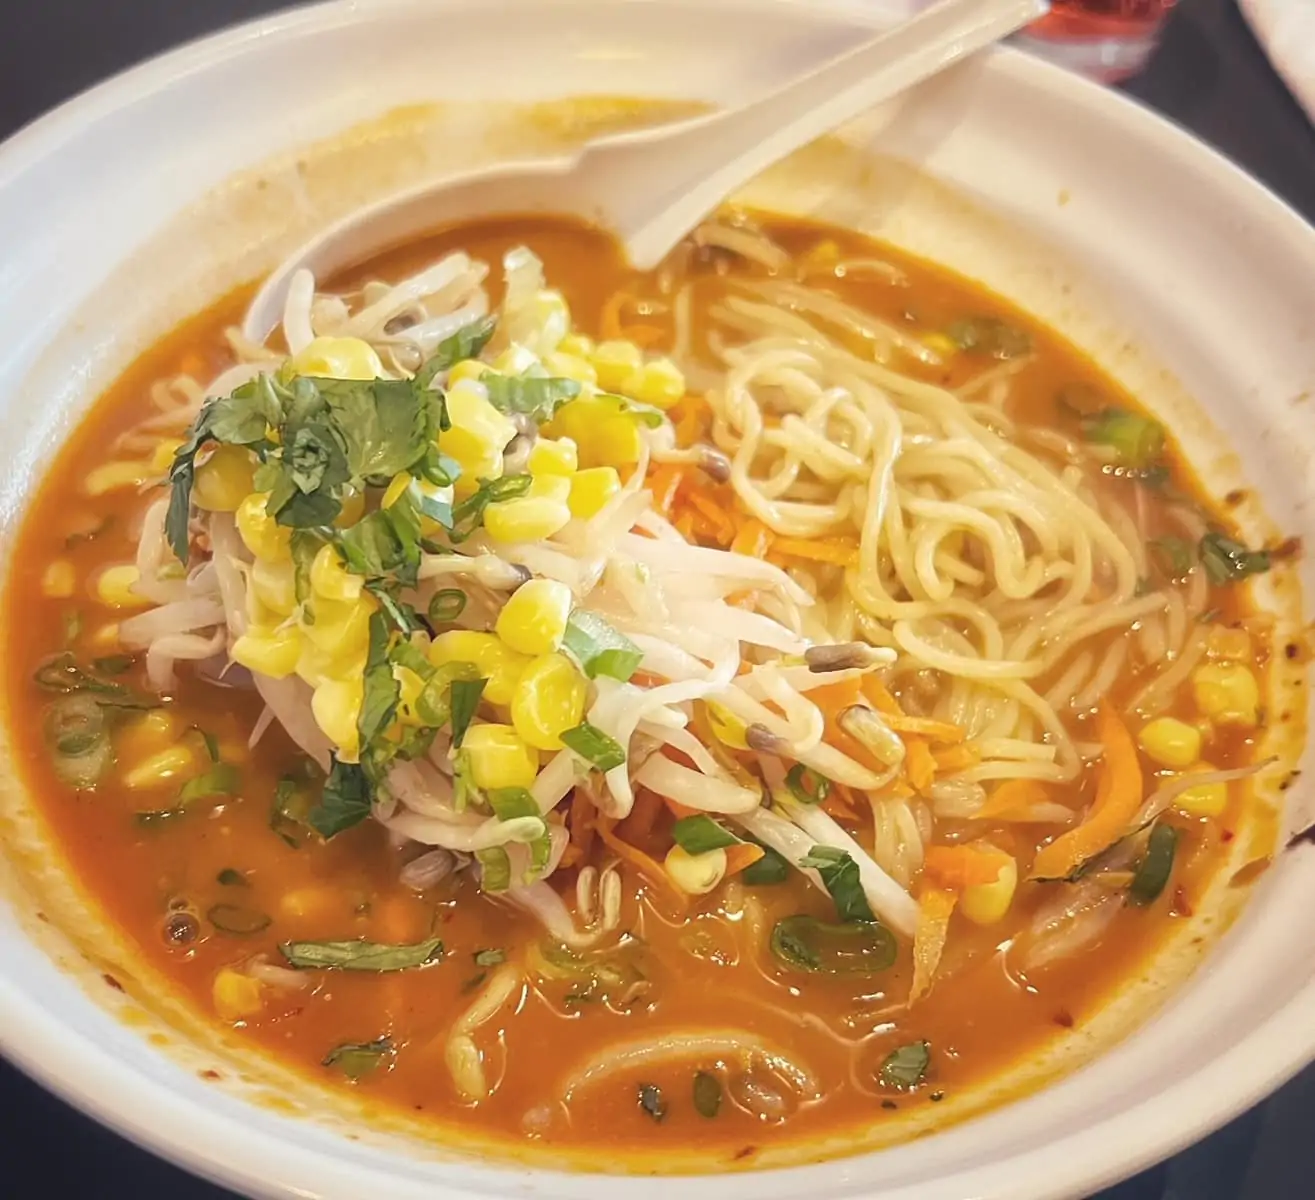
[179,761,240,804]
[477,846,511,892]
[670,814,740,856]
[799,845,874,923]
[769,914,896,975]
[415,660,480,727]
[945,316,1031,360]
[322,1036,393,1081]
[428,589,467,623]
[786,763,830,805]
[878,1041,931,1090]
[741,840,789,886]
[216,868,248,887]
[43,694,111,789]
[561,610,643,682]
[1129,824,1179,906]
[692,1071,722,1119]
[206,903,272,937]
[559,721,627,771]
[1150,535,1195,578]
[279,936,444,971]
[415,315,497,387]
[637,1082,667,1122]
[389,639,436,680]
[449,677,487,747]
[473,948,505,967]
[486,787,539,821]
[1198,531,1270,586]
[1081,408,1166,469]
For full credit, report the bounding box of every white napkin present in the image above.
[1238,0,1315,124]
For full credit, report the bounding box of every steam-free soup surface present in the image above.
[4,214,1271,1164]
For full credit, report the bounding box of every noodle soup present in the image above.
[3,213,1280,1162]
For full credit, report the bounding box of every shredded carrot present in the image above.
[932,743,982,774]
[559,843,584,869]
[771,536,859,567]
[731,519,774,560]
[978,778,1051,820]
[599,290,636,341]
[809,676,864,720]
[686,490,735,543]
[910,886,957,1003]
[724,843,767,877]
[596,816,688,910]
[647,464,686,514]
[569,787,595,862]
[822,781,859,821]
[178,352,208,379]
[882,713,965,744]
[727,589,760,610]
[923,844,1011,890]
[860,676,903,717]
[662,796,698,821]
[671,396,711,447]
[904,738,937,793]
[618,787,664,848]
[674,511,696,541]
[1032,703,1143,880]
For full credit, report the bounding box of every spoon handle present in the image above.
[600,0,1047,269]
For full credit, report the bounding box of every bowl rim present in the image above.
[2,2,1314,1198]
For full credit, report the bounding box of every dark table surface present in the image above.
[2,1,1313,1197]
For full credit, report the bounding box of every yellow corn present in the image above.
[462,723,538,790]
[193,445,257,512]
[124,744,196,789]
[428,630,529,707]
[590,339,644,391]
[664,845,727,895]
[439,380,517,497]
[619,357,685,411]
[95,564,149,610]
[1175,761,1228,818]
[528,437,578,477]
[310,543,362,602]
[568,466,621,519]
[213,968,263,1023]
[335,484,366,529]
[543,350,597,387]
[558,333,595,360]
[705,700,749,751]
[42,559,76,599]
[250,557,296,616]
[1137,717,1203,769]
[530,290,571,353]
[1207,626,1252,662]
[1191,662,1260,727]
[381,472,412,510]
[231,627,302,679]
[301,595,373,660]
[149,437,184,473]
[90,622,120,651]
[482,494,571,544]
[511,653,587,751]
[285,335,383,381]
[115,709,180,763]
[921,332,959,360]
[527,474,571,504]
[312,677,364,758]
[83,460,151,497]
[294,639,366,690]
[395,666,427,727]
[960,854,1018,926]
[495,578,572,657]
[236,493,291,562]
[492,344,543,375]
[447,358,490,386]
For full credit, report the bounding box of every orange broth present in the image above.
[2,215,1265,1162]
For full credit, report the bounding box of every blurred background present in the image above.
[0,1,1312,1197]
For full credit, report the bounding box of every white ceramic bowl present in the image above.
[0,3,1313,1198]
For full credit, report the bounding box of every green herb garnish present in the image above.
[1081,408,1165,469]
[1198,531,1270,586]
[306,756,373,840]
[799,845,874,923]
[786,763,831,806]
[878,1041,931,1090]
[279,936,444,971]
[692,1071,722,1119]
[449,677,487,748]
[1129,824,1179,906]
[322,1036,394,1081]
[769,914,896,975]
[483,374,581,423]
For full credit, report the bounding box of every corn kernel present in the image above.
[530,290,571,353]
[496,579,572,657]
[528,437,578,477]
[193,445,257,512]
[250,557,296,616]
[90,622,120,651]
[428,630,529,707]
[482,495,571,544]
[665,845,727,895]
[543,351,597,387]
[492,344,542,375]
[231,627,301,679]
[1207,626,1252,662]
[527,474,571,504]
[568,466,621,519]
[286,335,383,381]
[301,595,373,659]
[558,333,595,359]
[591,339,644,391]
[439,380,517,497]
[124,744,196,789]
[619,357,685,411]
[236,493,291,562]
[294,639,366,690]
[84,460,151,497]
[1175,761,1228,818]
[149,437,183,473]
[42,559,76,599]
[921,332,959,360]
[447,358,490,386]
[95,564,150,610]
[310,543,362,602]
[1191,662,1260,727]
[213,968,263,1022]
[312,677,364,758]
[462,723,538,790]
[591,415,644,468]
[511,653,587,751]
[116,709,180,763]
[1137,717,1203,769]
[279,886,338,921]
[960,853,1018,926]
